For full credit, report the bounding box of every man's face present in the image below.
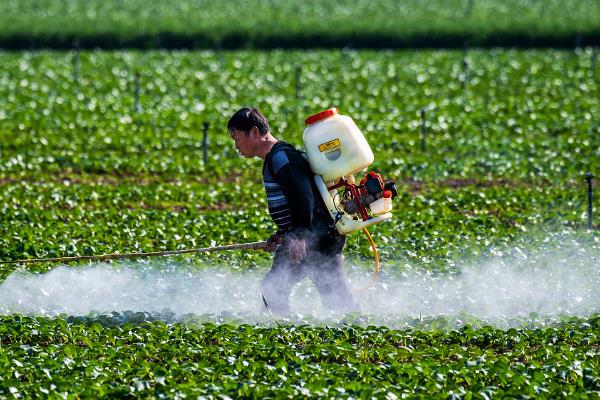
[229,127,258,158]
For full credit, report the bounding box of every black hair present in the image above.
[227,107,270,135]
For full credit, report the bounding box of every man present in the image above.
[227,107,357,315]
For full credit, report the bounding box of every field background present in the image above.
[1,0,600,49]
[1,1,599,398]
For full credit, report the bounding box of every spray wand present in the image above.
[0,241,268,265]
[1,233,380,292]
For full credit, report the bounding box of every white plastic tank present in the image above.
[302,108,374,183]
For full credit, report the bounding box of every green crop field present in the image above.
[1,49,599,397]
[1,315,600,398]
[1,50,597,270]
[1,7,600,397]
[1,0,600,48]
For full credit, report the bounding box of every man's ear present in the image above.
[250,126,260,138]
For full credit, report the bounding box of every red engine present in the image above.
[328,171,398,221]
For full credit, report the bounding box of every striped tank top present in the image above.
[262,142,296,233]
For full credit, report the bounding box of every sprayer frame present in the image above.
[315,175,392,235]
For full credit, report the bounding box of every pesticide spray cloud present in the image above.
[1,236,599,327]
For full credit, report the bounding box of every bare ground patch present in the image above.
[402,177,557,194]
[132,201,234,212]
[32,200,236,213]
[2,173,577,196]
[0,170,245,186]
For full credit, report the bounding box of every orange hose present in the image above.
[352,227,380,292]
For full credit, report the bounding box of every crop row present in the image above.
[1,50,597,181]
[0,179,595,276]
[1,0,600,49]
[0,314,599,398]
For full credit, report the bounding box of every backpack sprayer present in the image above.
[303,108,398,286]
[303,107,397,235]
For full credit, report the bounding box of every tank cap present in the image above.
[305,107,339,125]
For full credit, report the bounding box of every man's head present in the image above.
[228,107,271,158]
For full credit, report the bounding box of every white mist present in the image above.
[0,240,598,327]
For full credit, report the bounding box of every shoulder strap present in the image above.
[267,141,308,178]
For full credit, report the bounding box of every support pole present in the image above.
[133,72,141,113]
[71,40,79,84]
[202,122,209,165]
[586,172,594,229]
[420,108,427,152]
[295,65,302,100]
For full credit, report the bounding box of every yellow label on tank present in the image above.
[319,138,341,152]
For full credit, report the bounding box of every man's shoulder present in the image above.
[267,141,309,176]
[269,141,304,161]
[270,149,291,175]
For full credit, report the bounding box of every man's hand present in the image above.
[264,233,283,252]
[288,238,307,264]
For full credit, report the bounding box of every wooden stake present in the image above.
[587,173,594,229]
[461,57,469,90]
[420,108,427,152]
[295,65,302,100]
[71,40,79,84]
[133,72,140,113]
[202,122,209,165]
